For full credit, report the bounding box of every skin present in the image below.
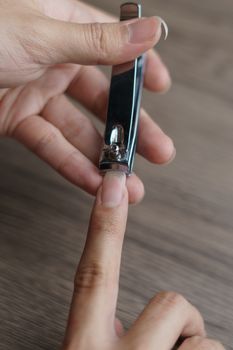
[62,172,225,350]
[0,2,225,348]
[0,0,175,204]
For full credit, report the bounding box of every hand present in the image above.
[62,171,224,350]
[0,0,175,203]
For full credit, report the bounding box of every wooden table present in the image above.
[0,1,232,349]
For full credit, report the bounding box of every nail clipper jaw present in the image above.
[103,125,127,161]
[99,3,144,175]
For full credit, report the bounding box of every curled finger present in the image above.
[123,291,206,350]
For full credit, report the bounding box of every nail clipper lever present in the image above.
[99,2,145,175]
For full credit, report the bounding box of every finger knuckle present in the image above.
[34,127,60,154]
[151,291,187,310]
[181,336,202,347]
[198,338,225,350]
[57,150,79,173]
[88,23,109,63]
[181,336,225,350]
[74,262,105,293]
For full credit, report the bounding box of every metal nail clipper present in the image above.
[99,2,145,175]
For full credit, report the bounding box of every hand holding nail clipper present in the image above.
[99,3,168,175]
[0,0,175,204]
[0,0,224,348]
[62,5,224,348]
[61,3,225,350]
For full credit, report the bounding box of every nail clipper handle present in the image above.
[99,3,144,175]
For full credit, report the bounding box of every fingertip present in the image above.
[162,146,176,165]
[154,68,172,93]
[96,171,128,208]
[118,17,163,65]
[138,110,175,165]
[127,16,162,45]
[146,66,172,93]
[157,135,175,164]
[127,174,145,204]
[148,134,175,165]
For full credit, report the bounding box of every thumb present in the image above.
[33,16,163,66]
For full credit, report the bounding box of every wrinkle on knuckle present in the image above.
[86,22,121,64]
[34,127,59,154]
[61,117,89,142]
[64,125,82,141]
[88,22,108,63]
[57,150,78,172]
[74,262,105,293]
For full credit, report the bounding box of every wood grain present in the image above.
[0,0,233,349]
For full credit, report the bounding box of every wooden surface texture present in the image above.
[0,0,233,349]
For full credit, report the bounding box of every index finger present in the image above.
[63,171,128,347]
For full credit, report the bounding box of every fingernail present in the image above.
[165,147,176,165]
[128,17,162,44]
[101,171,126,208]
[128,16,168,44]
[155,17,169,40]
